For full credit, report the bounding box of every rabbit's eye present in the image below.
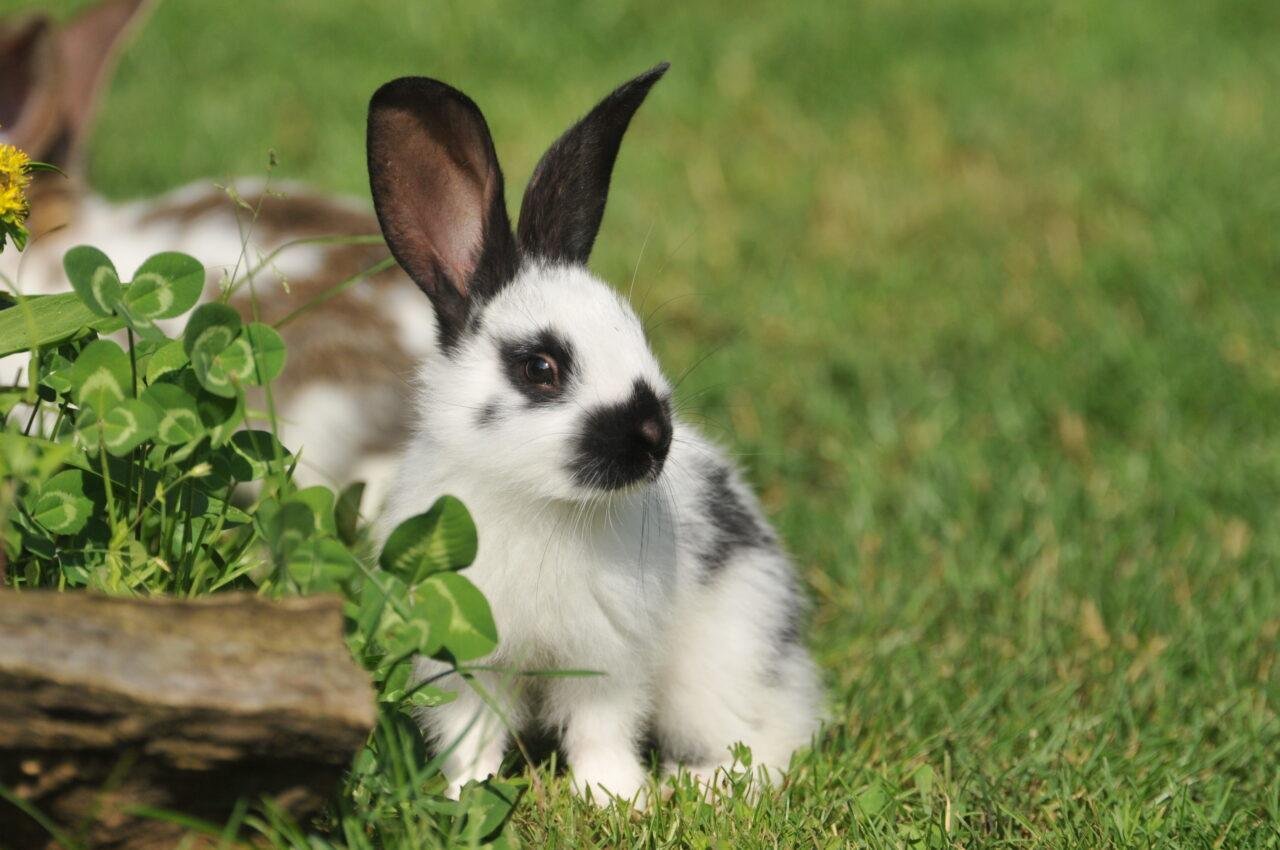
[501,333,572,399]
[522,354,559,387]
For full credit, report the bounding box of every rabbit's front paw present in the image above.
[569,753,648,808]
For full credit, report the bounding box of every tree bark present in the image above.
[0,591,376,849]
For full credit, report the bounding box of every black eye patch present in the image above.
[497,329,576,404]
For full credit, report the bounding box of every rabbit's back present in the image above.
[1,179,431,501]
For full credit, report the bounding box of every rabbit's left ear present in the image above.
[0,0,148,171]
[56,0,152,166]
[0,14,59,156]
[0,0,150,170]
[517,62,668,266]
[367,76,520,348]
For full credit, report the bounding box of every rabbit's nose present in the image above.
[570,379,673,490]
[637,415,672,462]
[638,418,663,446]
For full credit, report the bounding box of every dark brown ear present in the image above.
[517,63,668,266]
[0,14,61,157]
[367,77,518,349]
[55,0,152,170]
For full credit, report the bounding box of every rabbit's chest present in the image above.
[472,511,679,667]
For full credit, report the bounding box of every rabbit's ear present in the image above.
[517,63,668,266]
[54,0,152,168]
[0,14,60,157]
[368,76,518,348]
[0,0,149,168]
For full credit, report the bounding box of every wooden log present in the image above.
[0,591,376,849]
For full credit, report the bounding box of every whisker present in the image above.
[671,340,734,393]
[627,219,655,305]
[639,224,696,319]
[643,292,694,334]
[673,411,737,439]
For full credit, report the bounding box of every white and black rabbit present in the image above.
[368,63,822,804]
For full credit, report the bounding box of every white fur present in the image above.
[378,263,822,803]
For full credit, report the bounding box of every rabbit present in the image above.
[368,64,824,805]
[0,0,430,508]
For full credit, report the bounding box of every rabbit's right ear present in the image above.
[368,77,519,349]
[55,0,152,169]
[1,0,151,170]
[0,14,60,156]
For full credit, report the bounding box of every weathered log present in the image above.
[0,591,376,849]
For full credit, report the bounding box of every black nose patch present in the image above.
[570,379,672,490]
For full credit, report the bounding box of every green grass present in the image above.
[8,0,1280,846]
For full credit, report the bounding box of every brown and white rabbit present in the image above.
[367,67,823,803]
[0,0,429,506]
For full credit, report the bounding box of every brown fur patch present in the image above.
[138,186,380,238]
[144,185,421,457]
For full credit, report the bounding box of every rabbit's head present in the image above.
[368,64,675,503]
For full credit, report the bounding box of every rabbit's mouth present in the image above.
[567,379,673,492]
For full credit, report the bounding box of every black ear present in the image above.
[367,77,519,349]
[517,62,668,266]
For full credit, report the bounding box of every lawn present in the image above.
[6,0,1280,846]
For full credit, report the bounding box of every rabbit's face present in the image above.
[367,65,674,504]
[426,263,673,502]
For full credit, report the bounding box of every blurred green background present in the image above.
[8,0,1280,844]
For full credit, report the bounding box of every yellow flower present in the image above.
[0,142,33,226]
